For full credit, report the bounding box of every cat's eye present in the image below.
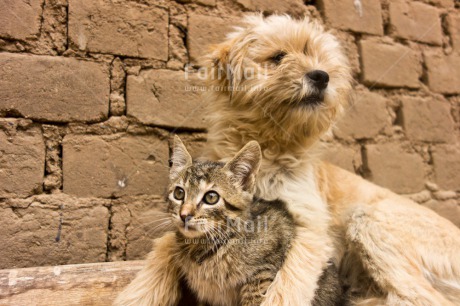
[203,191,220,205]
[270,52,286,65]
[173,187,185,200]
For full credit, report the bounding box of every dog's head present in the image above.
[206,15,352,148]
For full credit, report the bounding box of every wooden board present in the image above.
[0,261,144,306]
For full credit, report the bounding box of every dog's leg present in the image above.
[114,232,181,306]
[257,165,334,306]
[261,227,333,306]
[345,206,457,306]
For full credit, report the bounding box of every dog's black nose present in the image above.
[306,70,329,90]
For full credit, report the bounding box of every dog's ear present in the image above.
[223,141,261,191]
[210,41,231,67]
[208,37,248,91]
[170,135,192,181]
[208,40,235,89]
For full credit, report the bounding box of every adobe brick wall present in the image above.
[0,0,459,269]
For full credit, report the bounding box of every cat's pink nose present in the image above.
[180,213,193,222]
[180,205,195,222]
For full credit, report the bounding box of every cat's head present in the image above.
[167,135,261,238]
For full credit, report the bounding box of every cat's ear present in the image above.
[224,141,261,191]
[170,135,192,181]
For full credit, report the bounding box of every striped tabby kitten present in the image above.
[168,136,343,306]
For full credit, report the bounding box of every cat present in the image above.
[168,136,293,305]
[115,136,344,306]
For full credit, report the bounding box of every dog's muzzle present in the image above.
[306,70,329,91]
[300,70,329,107]
[300,92,325,107]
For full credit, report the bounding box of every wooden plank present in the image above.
[0,261,145,306]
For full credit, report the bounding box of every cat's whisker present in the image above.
[203,228,212,247]
[221,229,235,244]
[132,215,172,223]
[144,224,171,237]
[127,217,174,234]
[132,211,171,218]
[204,224,215,249]
[203,226,219,255]
[212,223,231,242]
[206,224,221,253]
[212,223,232,251]
[143,220,174,237]
[127,214,174,230]
[219,221,243,240]
[135,217,174,226]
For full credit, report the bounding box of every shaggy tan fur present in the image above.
[115,15,460,306]
[200,15,460,306]
[114,232,182,306]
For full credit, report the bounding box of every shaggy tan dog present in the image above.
[202,15,460,306]
[115,15,460,306]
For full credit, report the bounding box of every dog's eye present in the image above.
[270,52,286,65]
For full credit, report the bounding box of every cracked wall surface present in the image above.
[0,0,459,269]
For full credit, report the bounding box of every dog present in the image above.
[201,15,460,306]
[114,15,460,306]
